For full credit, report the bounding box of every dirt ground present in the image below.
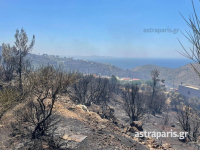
[0,94,200,150]
[109,95,200,150]
[55,97,149,150]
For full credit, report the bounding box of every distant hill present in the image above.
[59,55,115,60]
[132,64,200,88]
[27,53,130,77]
[26,53,200,88]
[0,50,199,88]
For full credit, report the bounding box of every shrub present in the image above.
[0,87,20,119]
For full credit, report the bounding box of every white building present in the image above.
[178,84,200,98]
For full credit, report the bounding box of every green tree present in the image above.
[111,75,118,84]
[131,80,142,85]
[145,80,153,87]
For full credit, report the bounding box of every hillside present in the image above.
[24,54,200,88]
[132,64,200,88]
[27,53,126,76]
[0,48,199,88]
[27,53,200,88]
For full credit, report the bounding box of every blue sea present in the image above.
[74,57,194,69]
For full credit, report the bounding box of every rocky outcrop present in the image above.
[76,104,89,112]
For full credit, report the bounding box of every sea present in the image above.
[73,57,194,69]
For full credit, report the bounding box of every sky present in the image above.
[0,0,199,58]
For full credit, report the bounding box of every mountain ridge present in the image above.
[132,63,200,88]
[0,47,198,88]
[27,53,199,88]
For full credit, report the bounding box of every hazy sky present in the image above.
[0,0,199,58]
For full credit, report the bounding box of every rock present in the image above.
[97,124,106,130]
[62,134,69,140]
[162,143,171,149]
[76,104,89,112]
[122,127,128,133]
[141,142,146,145]
[128,126,139,133]
[109,106,114,112]
[68,105,76,111]
[153,122,158,126]
[146,139,155,145]
[108,134,115,139]
[152,143,159,148]
[130,121,143,131]
[67,134,87,142]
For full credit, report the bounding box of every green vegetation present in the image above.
[145,80,153,87]
[111,75,118,84]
